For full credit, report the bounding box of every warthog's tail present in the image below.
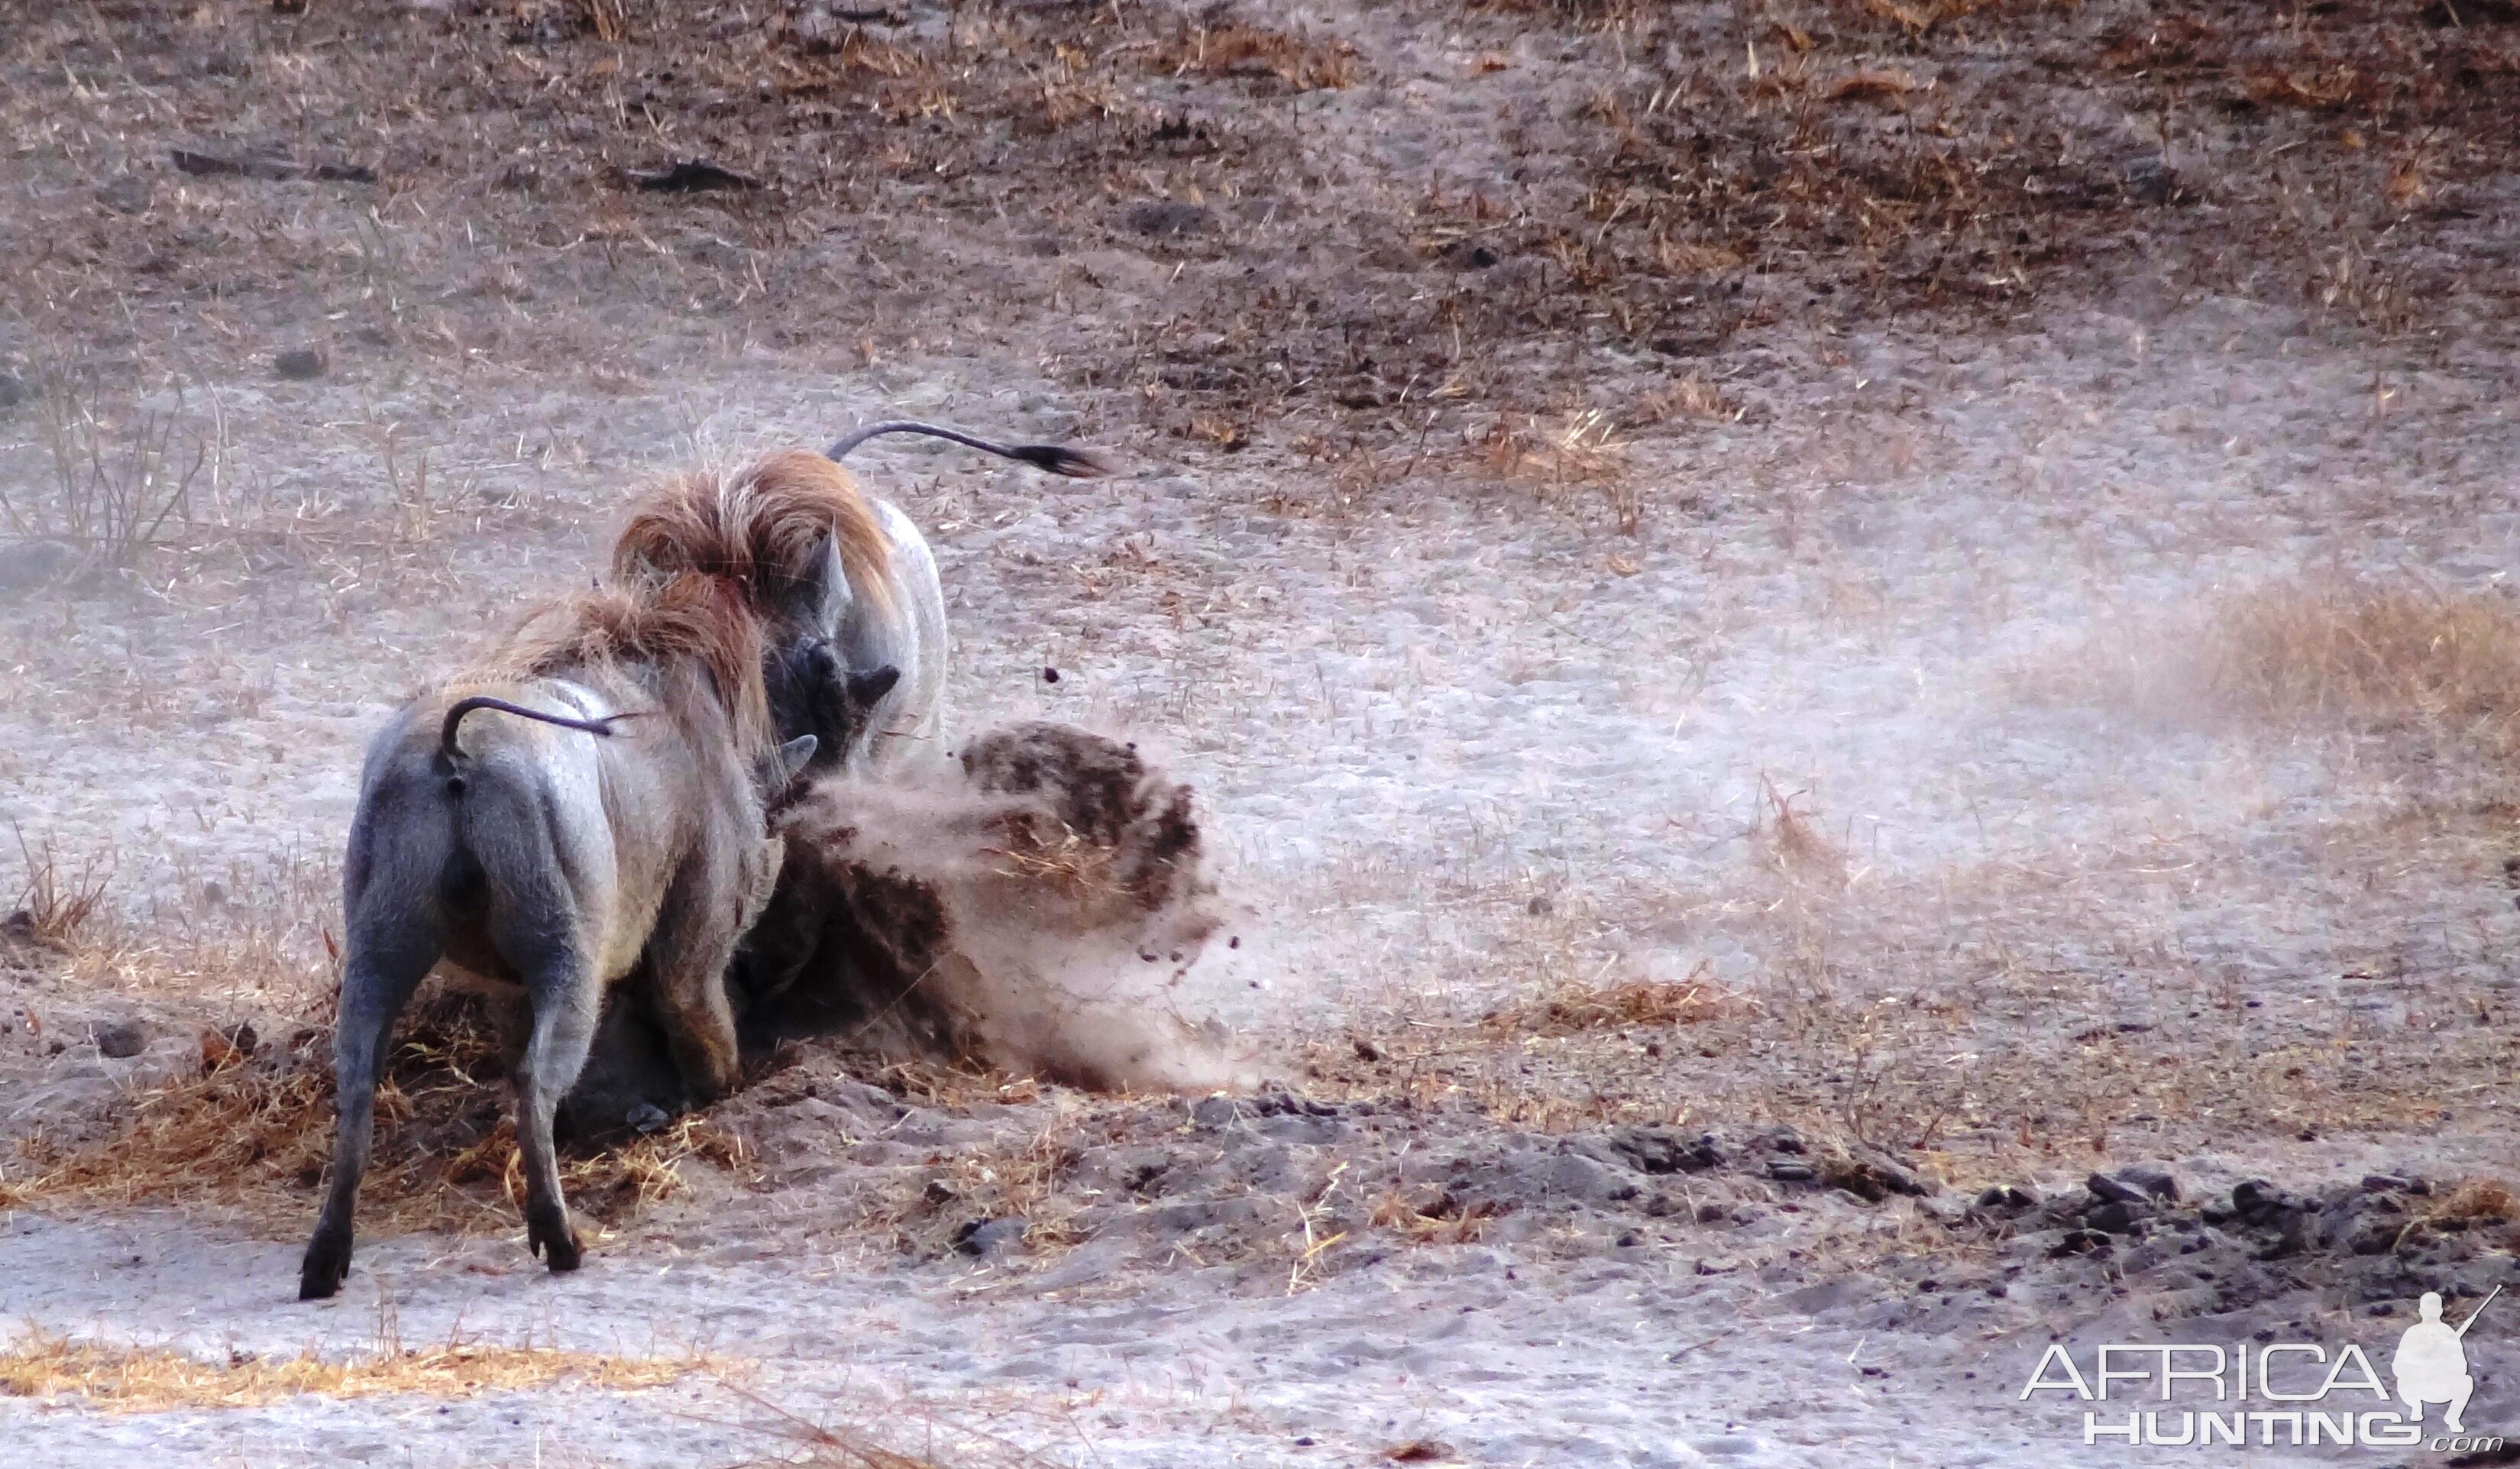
[440,697,631,766]
[825,420,1115,479]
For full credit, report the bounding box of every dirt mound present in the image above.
[1971,1166,2520,1329]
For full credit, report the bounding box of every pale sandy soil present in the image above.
[4,0,2520,1464]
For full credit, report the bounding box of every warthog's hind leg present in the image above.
[510,938,602,1273]
[300,899,444,1301]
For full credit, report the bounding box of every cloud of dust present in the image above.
[739,722,1250,1092]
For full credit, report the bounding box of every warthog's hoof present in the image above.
[527,1208,584,1273]
[299,1232,351,1300]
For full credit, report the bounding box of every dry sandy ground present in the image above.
[5,0,2520,1464]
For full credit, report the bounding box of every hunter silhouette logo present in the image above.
[2022,1286,2506,1451]
[2394,1286,2497,1433]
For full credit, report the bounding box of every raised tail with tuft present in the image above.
[440,697,631,765]
[824,421,1116,479]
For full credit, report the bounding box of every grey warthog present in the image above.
[614,424,1109,775]
[299,573,816,1300]
[305,425,1108,1299]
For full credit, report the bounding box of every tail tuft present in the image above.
[1008,444,1118,479]
[826,421,1115,477]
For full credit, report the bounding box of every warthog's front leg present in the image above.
[644,845,752,1106]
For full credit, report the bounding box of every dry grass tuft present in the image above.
[1469,409,1638,530]
[2424,1177,2518,1226]
[2195,578,2520,735]
[0,989,752,1234]
[1482,963,1741,1037]
[2058,577,2520,763]
[5,371,209,569]
[1853,0,1998,38]
[1156,23,1359,91]
[5,824,113,949]
[1472,409,1626,484]
[1632,371,1742,425]
[1753,777,1849,886]
[1367,1186,1499,1244]
[1826,67,1923,102]
[0,1329,692,1412]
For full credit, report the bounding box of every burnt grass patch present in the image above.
[3,0,2513,495]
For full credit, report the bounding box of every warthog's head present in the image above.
[765,639,901,782]
[614,448,896,651]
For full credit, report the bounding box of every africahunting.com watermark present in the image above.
[2021,1288,2504,1452]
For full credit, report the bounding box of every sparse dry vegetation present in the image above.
[1,0,2517,1458]
[2423,1176,2519,1229]
[872,1101,1089,1257]
[1480,965,1740,1037]
[10,371,208,569]
[1153,21,1360,91]
[2051,574,2520,765]
[2196,578,2520,741]
[1,0,2502,516]
[5,824,112,950]
[1467,409,1638,529]
[0,1330,697,1412]
[0,989,753,1233]
[1751,776,1849,886]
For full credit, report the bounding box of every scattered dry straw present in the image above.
[1154,23,1358,90]
[0,990,752,1234]
[1482,964,1741,1037]
[874,1100,1086,1256]
[0,1330,692,1412]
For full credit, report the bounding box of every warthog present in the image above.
[299,573,816,1299]
[304,422,1107,1298]
[613,422,1109,775]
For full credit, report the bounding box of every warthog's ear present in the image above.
[759,735,817,794]
[846,665,901,708]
